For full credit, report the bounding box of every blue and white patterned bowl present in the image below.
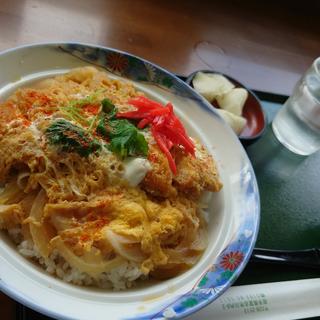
[0,43,260,320]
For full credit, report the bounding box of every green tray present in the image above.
[236,93,320,285]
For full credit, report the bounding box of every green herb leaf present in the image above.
[46,119,101,157]
[108,119,148,158]
[95,100,148,159]
[101,98,116,115]
[129,130,148,155]
[96,99,116,137]
[96,115,108,137]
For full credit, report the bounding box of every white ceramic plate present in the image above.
[0,43,260,320]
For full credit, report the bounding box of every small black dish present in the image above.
[185,70,267,146]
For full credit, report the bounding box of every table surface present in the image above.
[1,0,320,318]
[1,0,320,95]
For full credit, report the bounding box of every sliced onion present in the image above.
[69,182,85,197]
[0,204,22,228]
[50,236,124,278]
[0,180,25,205]
[50,214,74,231]
[17,172,31,190]
[190,229,208,251]
[105,228,145,262]
[165,248,200,265]
[29,189,52,258]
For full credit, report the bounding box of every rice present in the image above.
[10,228,145,290]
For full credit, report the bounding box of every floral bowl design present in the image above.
[0,43,260,320]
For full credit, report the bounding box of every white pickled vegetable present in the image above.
[217,109,247,135]
[217,88,248,116]
[192,72,234,102]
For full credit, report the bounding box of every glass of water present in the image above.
[272,57,320,155]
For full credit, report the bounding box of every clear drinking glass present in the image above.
[272,57,320,155]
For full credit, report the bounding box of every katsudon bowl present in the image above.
[0,43,260,320]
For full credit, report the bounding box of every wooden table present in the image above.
[1,0,319,95]
[0,0,319,318]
